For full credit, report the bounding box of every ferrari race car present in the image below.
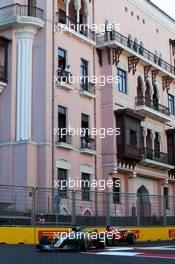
[105,226,137,246]
[36,226,106,252]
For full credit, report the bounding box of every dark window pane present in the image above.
[58,48,66,70]
[163,187,169,209]
[168,94,175,115]
[82,173,90,201]
[130,130,137,147]
[58,168,67,198]
[81,58,88,90]
[113,178,120,204]
[117,68,127,93]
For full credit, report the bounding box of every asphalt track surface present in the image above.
[0,241,175,264]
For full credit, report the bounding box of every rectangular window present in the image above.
[58,106,67,142]
[58,48,66,70]
[58,168,67,198]
[168,94,175,115]
[163,187,169,209]
[117,68,127,93]
[81,58,89,90]
[113,178,120,204]
[130,130,137,147]
[81,114,89,136]
[82,173,90,201]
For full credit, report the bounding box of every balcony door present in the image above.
[137,185,151,218]
[146,129,153,159]
[153,84,159,111]
[28,0,36,17]
[58,106,67,143]
[154,132,160,159]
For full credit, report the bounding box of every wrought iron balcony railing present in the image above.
[135,96,170,116]
[81,136,96,150]
[0,65,7,83]
[80,81,95,94]
[57,68,72,84]
[96,31,175,76]
[0,4,44,20]
[56,11,95,41]
[142,147,173,165]
[56,133,73,145]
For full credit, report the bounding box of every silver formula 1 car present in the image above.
[36,226,105,252]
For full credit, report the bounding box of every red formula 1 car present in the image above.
[105,226,137,246]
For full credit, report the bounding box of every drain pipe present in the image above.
[92,0,98,223]
[52,0,55,205]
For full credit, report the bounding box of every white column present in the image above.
[142,127,147,148]
[15,25,37,141]
[65,0,70,24]
[76,8,80,31]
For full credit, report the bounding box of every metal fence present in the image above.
[0,185,175,227]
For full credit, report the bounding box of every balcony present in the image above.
[140,148,174,170]
[80,136,96,155]
[0,4,44,29]
[80,82,95,99]
[55,133,73,150]
[56,11,95,46]
[96,31,175,78]
[57,68,73,91]
[135,96,171,123]
[117,144,142,162]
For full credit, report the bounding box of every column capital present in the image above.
[74,0,80,10]
[64,0,71,4]
[150,130,155,140]
[15,25,38,40]
[142,127,147,137]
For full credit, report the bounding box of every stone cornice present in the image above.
[0,16,44,30]
[127,0,175,34]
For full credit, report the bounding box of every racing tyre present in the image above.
[39,236,51,245]
[79,239,89,252]
[126,233,136,245]
[95,239,105,249]
[106,238,113,247]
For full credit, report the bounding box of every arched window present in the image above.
[137,75,144,98]
[83,209,92,216]
[154,50,158,64]
[139,41,144,55]
[146,129,153,151]
[154,132,160,159]
[60,206,70,215]
[127,34,133,48]
[105,19,110,41]
[137,185,151,217]
[133,38,139,52]
[79,0,88,35]
[153,84,159,110]
[145,80,152,106]
[158,53,162,66]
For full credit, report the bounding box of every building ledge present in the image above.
[0,15,44,30]
[56,23,96,47]
[139,158,174,170]
[135,105,171,123]
[80,148,97,155]
[57,81,73,91]
[80,90,96,99]
[55,142,74,150]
